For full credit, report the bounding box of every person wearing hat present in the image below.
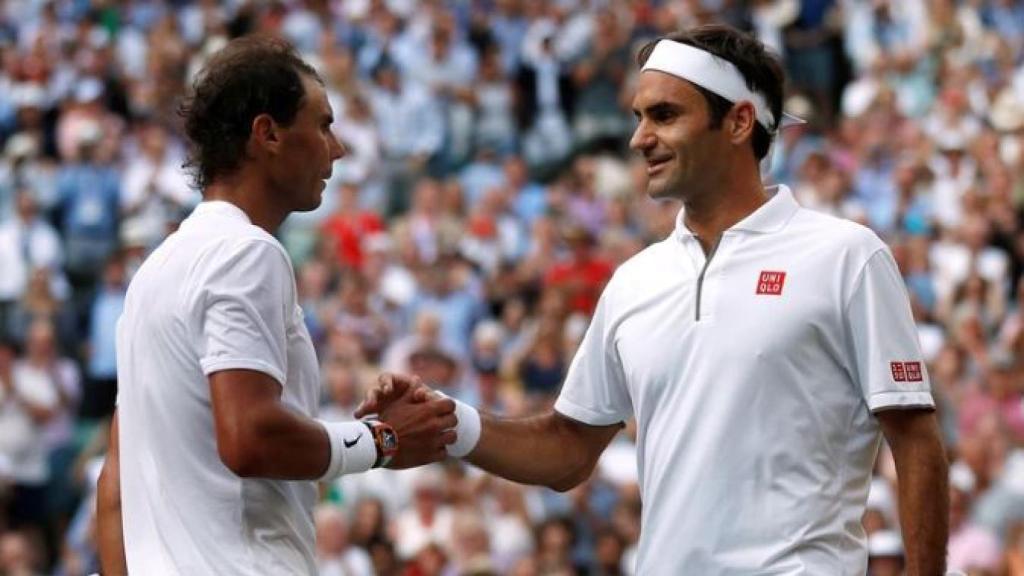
[362,24,949,575]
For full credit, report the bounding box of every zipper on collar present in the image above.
[695,236,722,322]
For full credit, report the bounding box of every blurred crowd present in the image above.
[0,0,1023,575]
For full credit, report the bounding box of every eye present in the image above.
[652,109,678,123]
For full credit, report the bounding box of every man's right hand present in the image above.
[369,373,455,469]
[355,373,436,418]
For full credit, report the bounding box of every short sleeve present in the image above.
[554,284,632,425]
[196,239,292,386]
[845,249,934,412]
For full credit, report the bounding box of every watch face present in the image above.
[381,428,398,452]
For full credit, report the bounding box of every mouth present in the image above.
[645,156,673,176]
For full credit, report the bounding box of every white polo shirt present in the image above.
[116,201,321,575]
[554,185,933,575]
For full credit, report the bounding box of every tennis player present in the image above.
[96,37,456,575]
[360,25,950,575]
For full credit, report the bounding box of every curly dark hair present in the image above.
[637,24,785,161]
[179,35,322,190]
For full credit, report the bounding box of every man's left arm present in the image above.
[877,408,949,576]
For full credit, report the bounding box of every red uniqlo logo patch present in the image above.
[890,361,923,383]
[756,271,786,295]
[905,362,923,382]
[890,362,906,382]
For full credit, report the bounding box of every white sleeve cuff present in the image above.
[553,395,626,426]
[867,391,935,413]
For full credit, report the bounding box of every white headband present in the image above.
[641,40,803,134]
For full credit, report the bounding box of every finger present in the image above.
[438,414,458,431]
[440,428,457,446]
[353,402,369,418]
[377,373,393,398]
[411,385,431,403]
[432,398,456,416]
[365,388,381,408]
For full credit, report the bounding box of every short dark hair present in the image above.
[637,25,785,161]
[179,35,322,189]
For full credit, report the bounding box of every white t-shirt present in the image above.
[0,362,61,484]
[116,201,322,575]
[554,186,933,575]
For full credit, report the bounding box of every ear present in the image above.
[250,113,281,157]
[727,101,757,147]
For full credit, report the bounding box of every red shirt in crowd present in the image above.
[544,254,613,315]
[320,211,384,270]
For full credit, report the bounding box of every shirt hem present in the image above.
[200,358,286,387]
[553,396,626,426]
[868,390,934,413]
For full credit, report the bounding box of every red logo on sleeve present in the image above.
[756,271,786,295]
[890,362,906,382]
[891,361,923,383]
[905,362,923,382]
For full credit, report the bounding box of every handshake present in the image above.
[350,373,481,469]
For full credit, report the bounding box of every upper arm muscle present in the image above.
[553,412,621,467]
[876,408,941,449]
[208,370,283,471]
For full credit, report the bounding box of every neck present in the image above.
[682,161,767,253]
[203,172,287,234]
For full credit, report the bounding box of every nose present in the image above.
[330,131,347,161]
[629,119,655,153]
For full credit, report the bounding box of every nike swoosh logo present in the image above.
[343,433,362,448]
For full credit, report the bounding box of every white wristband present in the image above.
[318,420,377,480]
[437,392,482,458]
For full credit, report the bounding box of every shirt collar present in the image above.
[674,184,799,241]
[189,200,252,224]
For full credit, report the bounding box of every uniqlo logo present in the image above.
[890,361,923,383]
[890,362,906,382]
[756,271,786,295]
[905,361,923,382]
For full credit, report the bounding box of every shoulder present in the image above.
[788,208,887,262]
[198,234,293,279]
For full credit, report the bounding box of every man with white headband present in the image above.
[360,24,949,575]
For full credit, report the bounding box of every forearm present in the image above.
[467,412,616,492]
[890,422,949,575]
[224,405,333,480]
[97,416,126,575]
[97,469,126,574]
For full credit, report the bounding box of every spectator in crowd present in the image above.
[315,503,375,576]
[80,255,125,422]
[119,120,196,252]
[0,190,67,340]
[53,121,120,290]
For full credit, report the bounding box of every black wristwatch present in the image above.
[362,419,398,468]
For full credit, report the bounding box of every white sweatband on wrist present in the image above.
[437,392,482,458]
[318,420,377,480]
